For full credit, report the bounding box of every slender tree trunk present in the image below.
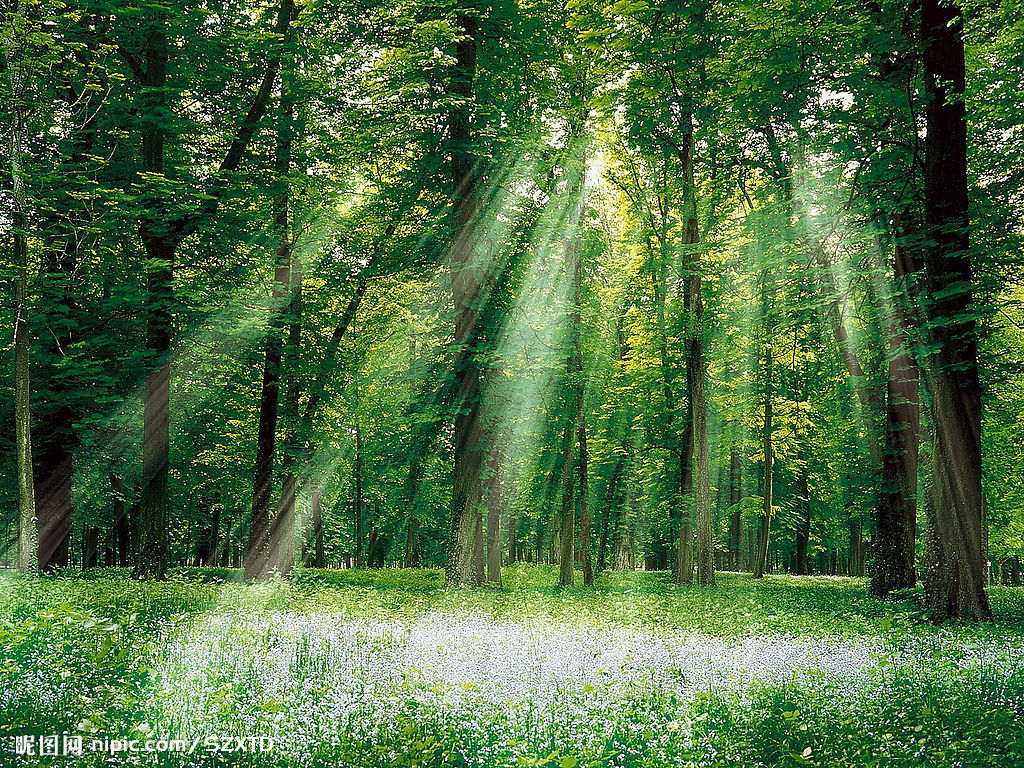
[690,310,713,586]
[354,418,363,568]
[578,415,594,586]
[402,454,426,568]
[446,13,486,586]
[675,420,694,582]
[311,490,324,568]
[485,448,502,585]
[728,441,742,570]
[650,225,687,582]
[795,455,810,575]
[674,107,713,587]
[275,198,302,577]
[848,508,865,576]
[367,526,378,569]
[82,527,99,569]
[245,209,289,576]
[753,342,773,580]
[921,0,990,621]
[135,15,172,579]
[206,499,221,567]
[131,0,292,579]
[598,456,622,573]
[33,45,102,574]
[563,152,592,586]
[4,0,36,575]
[558,423,575,587]
[404,516,420,568]
[109,473,130,566]
[873,222,921,596]
[13,153,38,569]
[13,159,36,572]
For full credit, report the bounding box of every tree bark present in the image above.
[795,455,810,576]
[558,423,575,587]
[753,340,773,580]
[311,490,324,568]
[404,515,420,569]
[245,77,295,580]
[597,466,616,574]
[921,0,990,621]
[446,13,485,586]
[578,415,594,586]
[135,12,173,579]
[109,473,130,566]
[564,150,592,586]
[81,527,99,569]
[275,125,303,578]
[131,0,294,579]
[14,177,37,570]
[675,106,714,588]
[354,417,363,567]
[485,447,503,585]
[728,441,742,570]
[872,221,921,596]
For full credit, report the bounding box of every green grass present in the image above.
[1,566,1022,767]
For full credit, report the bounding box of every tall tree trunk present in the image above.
[675,106,714,587]
[848,508,865,576]
[446,13,486,586]
[601,311,632,574]
[689,297,713,586]
[485,447,502,585]
[109,473,130,566]
[650,224,687,581]
[35,447,71,569]
[135,13,173,579]
[597,454,623,573]
[215,514,228,567]
[33,27,106,574]
[82,527,99,569]
[245,80,295,581]
[921,0,990,621]
[11,85,36,572]
[354,418,363,567]
[131,0,292,579]
[311,489,324,568]
[728,440,742,570]
[578,415,594,586]
[564,152,592,586]
[674,412,694,583]
[247,300,283,577]
[558,423,575,587]
[402,457,425,567]
[795,454,810,575]
[404,516,420,568]
[275,155,302,578]
[872,221,921,596]
[753,342,773,580]
[206,498,221,568]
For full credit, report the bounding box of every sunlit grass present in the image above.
[1,567,1022,766]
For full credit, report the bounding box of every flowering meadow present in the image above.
[1,566,1022,767]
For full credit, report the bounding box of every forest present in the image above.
[1,0,1023,765]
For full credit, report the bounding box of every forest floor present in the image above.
[1,565,1022,767]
